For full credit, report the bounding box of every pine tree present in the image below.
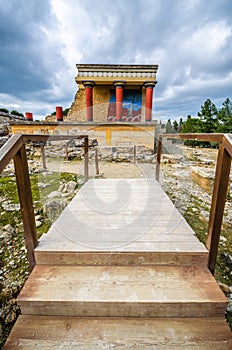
[217,98,232,133]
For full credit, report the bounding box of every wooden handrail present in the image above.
[0,134,89,269]
[0,134,23,172]
[156,133,232,274]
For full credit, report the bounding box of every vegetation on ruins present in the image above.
[0,108,25,118]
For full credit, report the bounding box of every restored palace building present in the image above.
[11,64,159,147]
[67,64,158,123]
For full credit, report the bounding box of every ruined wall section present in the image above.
[66,86,86,122]
[93,86,111,123]
[67,85,111,123]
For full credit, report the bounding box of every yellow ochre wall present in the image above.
[11,123,156,148]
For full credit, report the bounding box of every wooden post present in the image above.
[206,144,231,274]
[84,136,89,182]
[156,137,162,181]
[41,144,47,170]
[95,148,99,175]
[13,144,38,269]
[133,145,136,164]
[65,142,69,161]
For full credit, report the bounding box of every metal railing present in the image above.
[0,134,89,269]
[156,133,232,274]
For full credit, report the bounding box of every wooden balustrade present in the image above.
[156,133,232,274]
[1,132,231,275]
[0,134,89,269]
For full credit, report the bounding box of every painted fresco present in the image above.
[107,89,142,122]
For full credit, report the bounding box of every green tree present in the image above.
[217,98,232,133]
[198,99,218,133]
[178,118,183,132]
[11,110,24,117]
[173,120,178,132]
[0,108,9,113]
[63,108,70,116]
[182,115,203,146]
[165,119,174,133]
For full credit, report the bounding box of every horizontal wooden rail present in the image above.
[159,133,224,143]
[0,134,89,269]
[156,133,232,274]
[0,134,23,172]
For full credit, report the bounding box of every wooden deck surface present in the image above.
[3,178,232,349]
[35,178,208,264]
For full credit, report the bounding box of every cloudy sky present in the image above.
[0,0,232,121]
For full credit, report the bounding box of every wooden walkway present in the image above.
[4,178,232,349]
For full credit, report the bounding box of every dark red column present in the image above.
[144,82,157,122]
[114,81,126,122]
[25,112,33,121]
[83,81,95,122]
[56,106,63,122]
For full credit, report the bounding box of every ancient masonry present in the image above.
[10,64,159,147]
[66,64,159,123]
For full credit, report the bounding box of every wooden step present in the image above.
[35,249,208,266]
[4,315,232,349]
[17,265,227,318]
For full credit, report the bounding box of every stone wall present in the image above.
[67,86,111,123]
[66,86,86,122]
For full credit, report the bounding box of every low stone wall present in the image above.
[39,142,155,163]
[191,166,215,194]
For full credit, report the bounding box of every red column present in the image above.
[25,112,33,121]
[83,81,95,122]
[114,81,125,122]
[56,106,63,122]
[144,82,157,122]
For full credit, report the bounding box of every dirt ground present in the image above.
[46,159,155,179]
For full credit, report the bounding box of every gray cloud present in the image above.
[0,0,67,101]
[0,0,232,119]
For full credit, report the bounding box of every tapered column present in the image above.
[114,81,126,122]
[144,82,157,122]
[83,81,95,122]
[25,112,33,121]
[56,106,63,122]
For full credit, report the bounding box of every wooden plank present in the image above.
[161,133,224,143]
[35,250,208,266]
[156,136,162,181]
[223,133,232,158]
[35,178,207,258]
[22,134,87,143]
[13,144,38,268]
[0,134,23,172]
[17,265,227,318]
[206,144,231,273]
[4,315,232,349]
[84,136,89,182]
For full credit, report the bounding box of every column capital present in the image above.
[144,81,157,88]
[83,81,95,88]
[113,80,126,87]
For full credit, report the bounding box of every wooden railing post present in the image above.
[65,141,69,161]
[84,136,89,182]
[13,144,38,269]
[95,148,99,175]
[156,136,162,181]
[41,144,47,170]
[133,145,136,164]
[206,143,231,274]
